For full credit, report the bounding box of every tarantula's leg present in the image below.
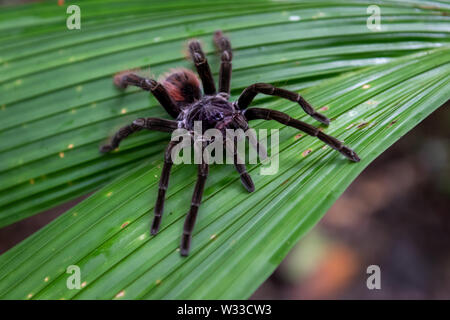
[246,129,268,162]
[188,40,216,95]
[151,139,181,235]
[234,162,254,192]
[244,108,360,162]
[99,118,178,153]
[224,137,255,192]
[236,83,330,125]
[231,113,268,161]
[180,142,209,256]
[214,30,232,96]
[114,72,180,118]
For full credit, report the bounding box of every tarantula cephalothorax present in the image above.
[100,30,360,256]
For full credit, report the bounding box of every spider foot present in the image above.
[241,174,255,193]
[99,144,115,153]
[311,112,331,125]
[113,71,131,89]
[180,234,191,256]
[341,146,361,162]
[151,218,161,235]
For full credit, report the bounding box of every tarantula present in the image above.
[100,31,360,256]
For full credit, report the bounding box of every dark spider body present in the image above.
[101,31,360,256]
[181,94,236,132]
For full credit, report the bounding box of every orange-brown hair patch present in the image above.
[162,68,201,104]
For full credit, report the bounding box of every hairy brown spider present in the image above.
[100,31,360,256]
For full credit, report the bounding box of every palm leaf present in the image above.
[0,0,448,299]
